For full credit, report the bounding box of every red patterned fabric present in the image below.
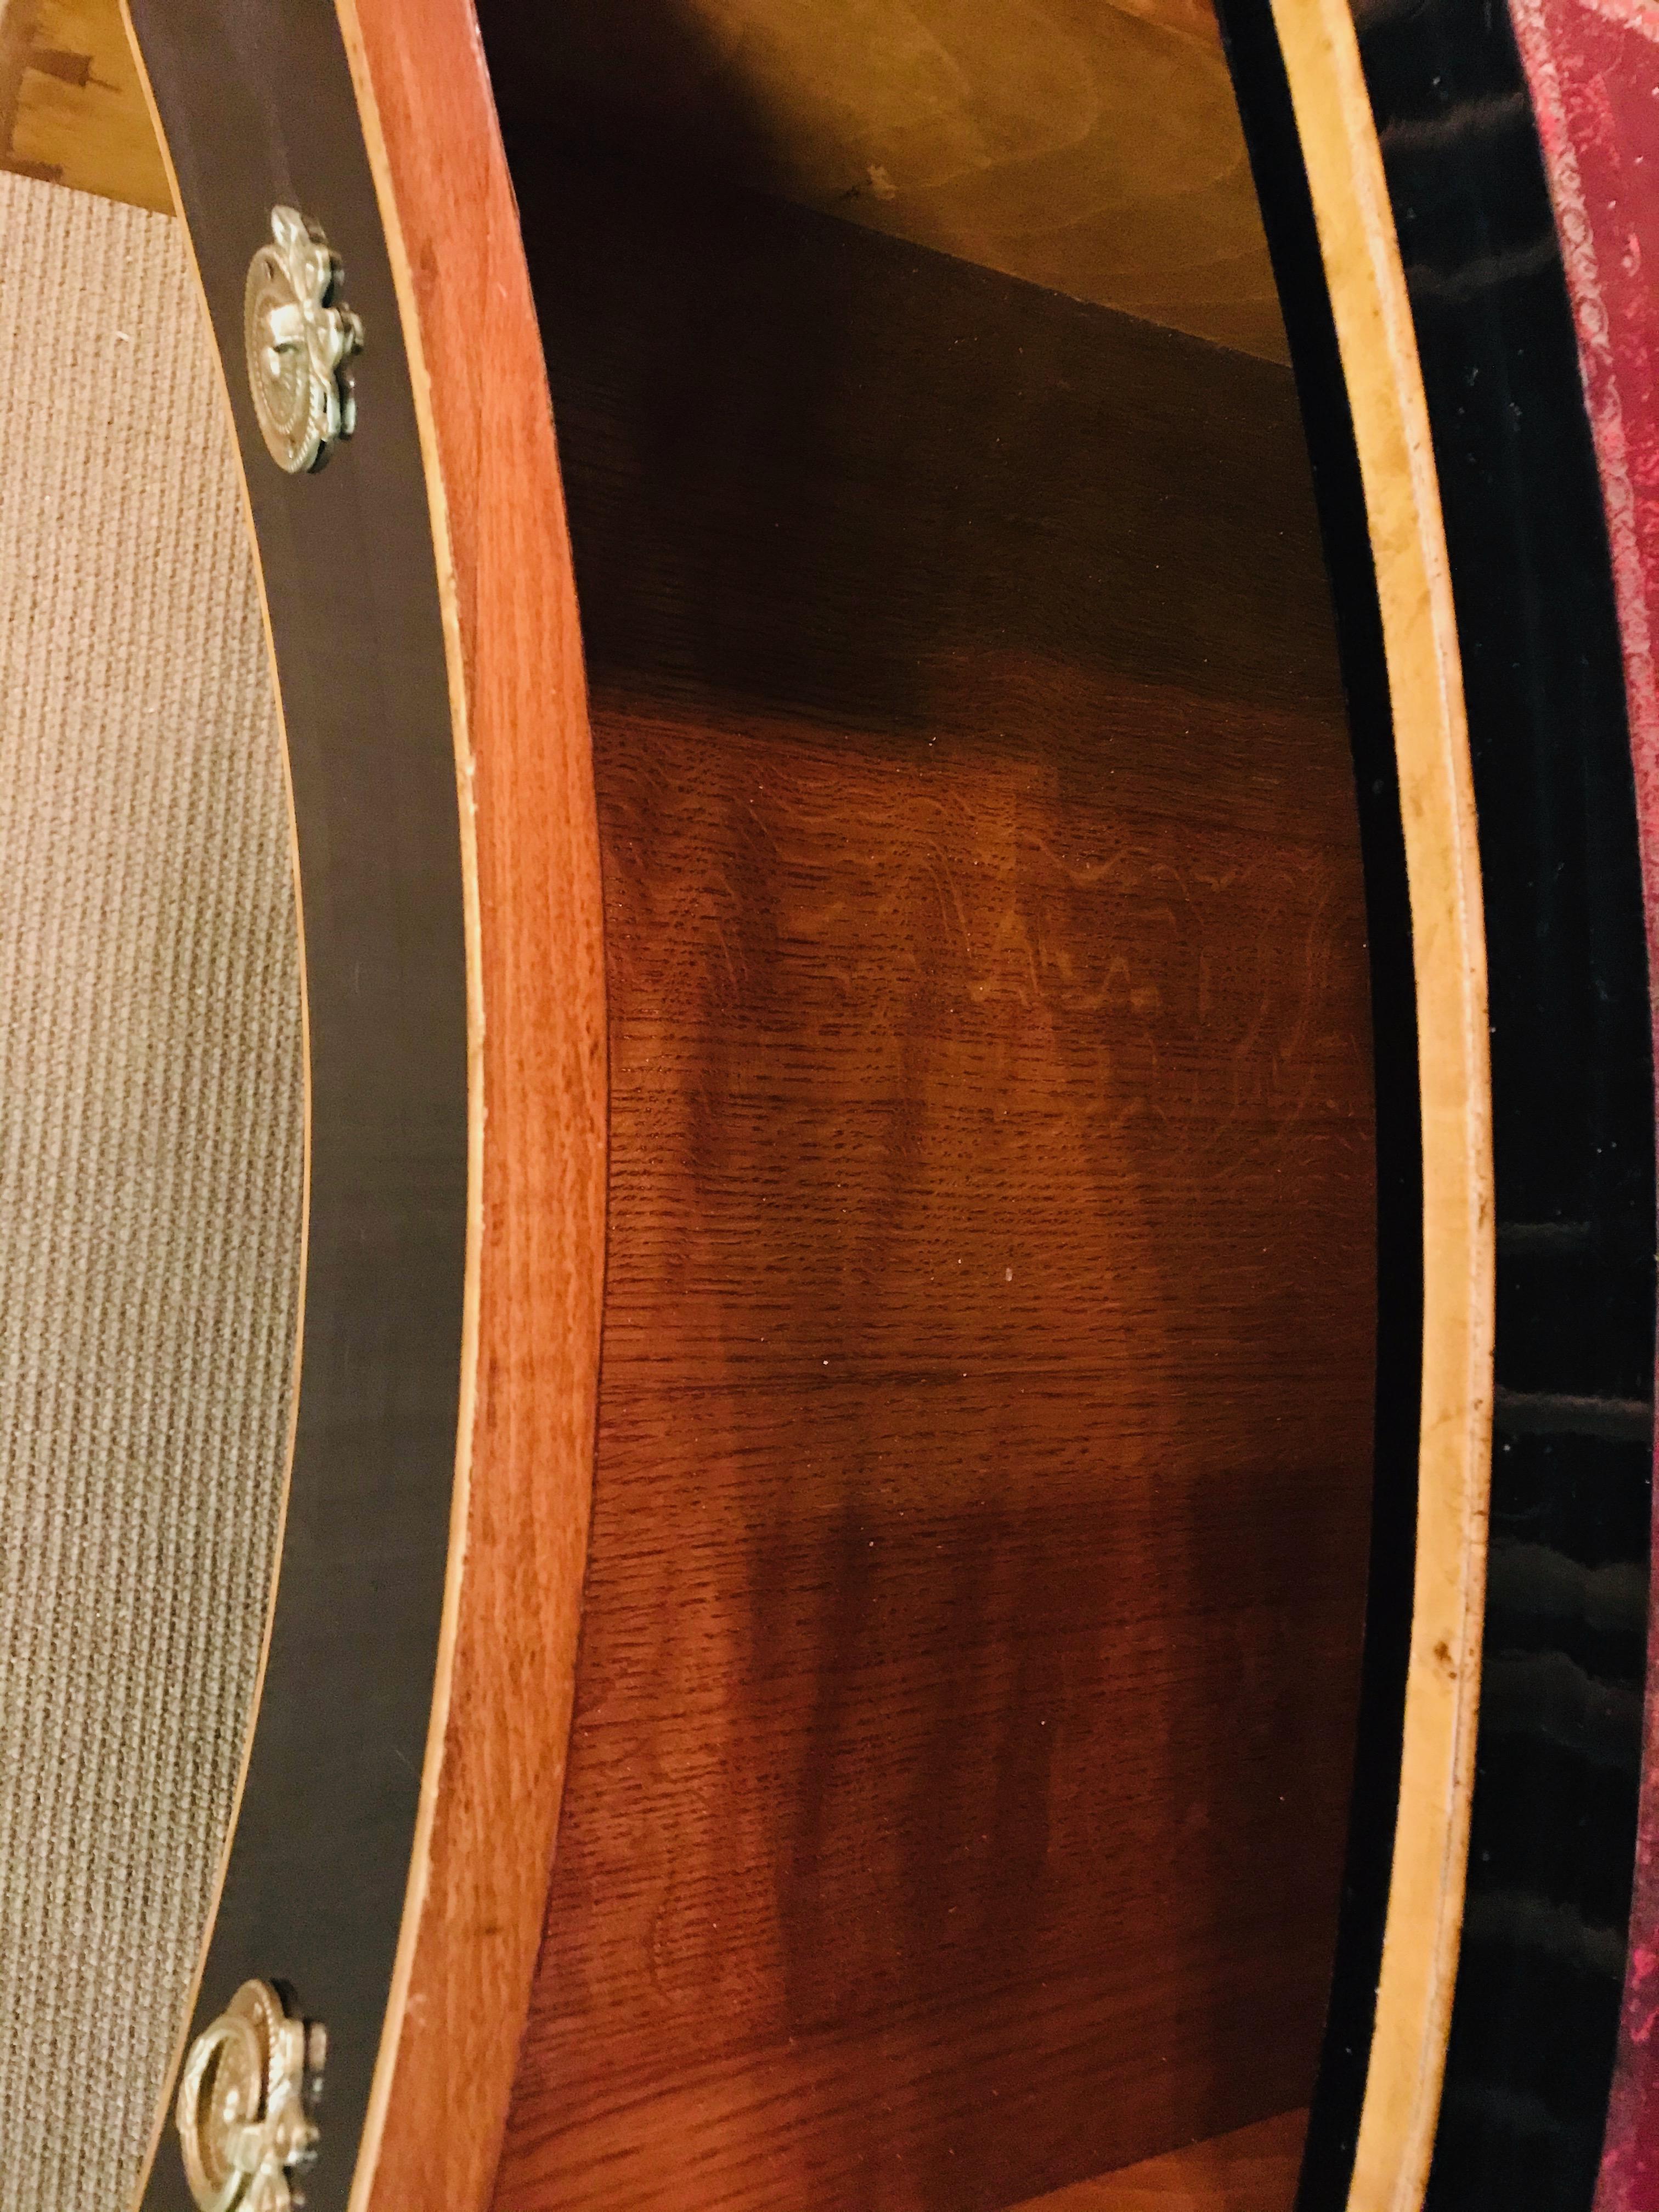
[1505,1,1659,2200]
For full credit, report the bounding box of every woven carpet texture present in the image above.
[0,170,303,2211]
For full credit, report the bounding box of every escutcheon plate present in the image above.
[244,206,363,475]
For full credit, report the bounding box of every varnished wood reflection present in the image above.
[476,0,1289,361]
[495,156,1375,2212]
[1012,2110,1307,2209]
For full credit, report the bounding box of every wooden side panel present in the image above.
[495,161,1375,2212]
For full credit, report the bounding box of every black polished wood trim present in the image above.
[1215,6,1425,2207]
[1224,1,1657,2207]
[1351,5,1655,2207]
[124,5,468,2209]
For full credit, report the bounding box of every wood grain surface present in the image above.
[493,155,1375,2212]
[1012,2109,1307,2210]
[474,0,1289,363]
[330,7,607,2212]
[1,0,169,207]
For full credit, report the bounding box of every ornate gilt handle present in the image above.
[176,1980,326,2212]
[244,205,363,475]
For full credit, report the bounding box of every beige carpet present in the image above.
[0,171,303,2210]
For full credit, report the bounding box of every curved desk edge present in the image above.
[1272,2,1496,2202]
[114,1,605,2205]
[334,3,608,2208]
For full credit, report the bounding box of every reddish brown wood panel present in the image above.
[1013,2109,1307,2210]
[495,155,1375,2212]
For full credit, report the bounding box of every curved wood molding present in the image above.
[111,18,313,2192]
[120,8,516,2207]
[117,1,602,2203]
[1266,1,1494,2207]
[330,4,607,2209]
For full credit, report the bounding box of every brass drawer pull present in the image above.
[176,1980,326,2212]
[244,206,363,474]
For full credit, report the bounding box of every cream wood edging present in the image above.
[1268,2,1495,2208]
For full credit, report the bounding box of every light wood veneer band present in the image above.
[1266,1,1495,2208]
